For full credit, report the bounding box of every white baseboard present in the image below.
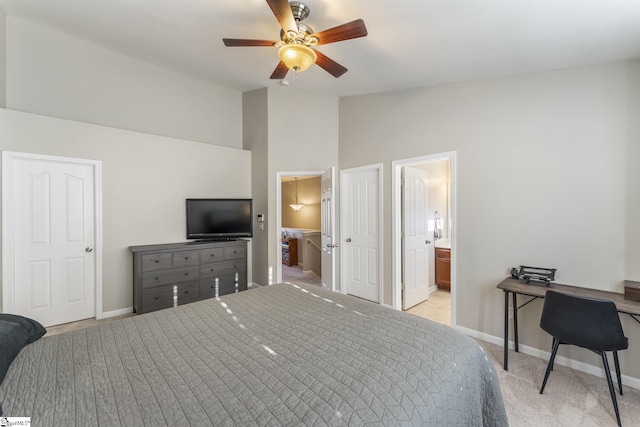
[102,307,133,319]
[455,325,640,391]
[428,285,438,294]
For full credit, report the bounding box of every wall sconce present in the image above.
[289,177,304,211]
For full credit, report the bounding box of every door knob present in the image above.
[85,247,93,252]
[425,240,431,245]
[346,238,352,243]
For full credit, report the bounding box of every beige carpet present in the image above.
[478,340,640,427]
[282,263,323,287]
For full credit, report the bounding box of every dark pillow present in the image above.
[0,314,46,344]
[0,320,29,384]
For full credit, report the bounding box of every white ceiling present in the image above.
[1,0,639,97]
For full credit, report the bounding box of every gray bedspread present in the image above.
[0,283,508,426]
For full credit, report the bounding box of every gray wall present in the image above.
[5,17,242,148]
[0,109,251,313]
[242,87,339,285]
[340,60,640,377]
[243,88,269,285]
[0,17,251,313]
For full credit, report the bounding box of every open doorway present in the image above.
[392,152,456,326]
[276,173,323,287]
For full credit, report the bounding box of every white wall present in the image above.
[243,87,339,285]
[340,61,640,378]
[5,17,242,148]
[0,8,6,108]
[0,109,251,313]
[626,60,640,280]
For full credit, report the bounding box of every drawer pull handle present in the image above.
[184,273,189,276]
[155,277,159,280]
[155,260,159,263]
[184,291,189,294]
[184,257,189,260]
[154,296,159,300]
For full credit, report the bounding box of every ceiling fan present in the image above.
[223,0,368,79]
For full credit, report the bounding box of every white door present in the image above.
[342,166,381,303]
[402,166,430,309]
[321,167,336,290]
[3,152,99,327]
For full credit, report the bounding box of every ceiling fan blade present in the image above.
[314,50,348,78]
[313,19,368,45]
[270,61,289,79]
[223,38,276,47]
[266,0,298,34]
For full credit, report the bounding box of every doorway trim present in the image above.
[392,152,457,324]
[340,163,384,300]
[2,151,104,320]
[275,170,323,285]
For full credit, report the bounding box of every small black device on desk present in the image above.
[510,265,556,286]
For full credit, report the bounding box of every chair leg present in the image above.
[540,338,560,394]
[601,353,622,427]
[613,351,623,396]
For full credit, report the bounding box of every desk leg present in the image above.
[503,290,509,371]
[513,292,519,353]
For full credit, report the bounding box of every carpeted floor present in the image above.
[477,340,640,427]
[282,263,323,287]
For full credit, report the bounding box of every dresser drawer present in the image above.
[200,247,224,263]
[141,265,199,288]
[200,260,246,279]
[173,250,199,267]
[141,253,172,271]
[199,272,247,299]
[140,281,200,312]
[224,245,246,260]
[177,281,200,304]
[141,286,174,312]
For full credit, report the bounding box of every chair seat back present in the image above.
[540,290,628,352]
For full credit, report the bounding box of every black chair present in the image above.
[539,290,628,426]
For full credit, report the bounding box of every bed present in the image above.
[0,283,508,426]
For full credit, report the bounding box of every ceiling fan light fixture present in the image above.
[278,44,317,72]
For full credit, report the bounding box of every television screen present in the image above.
[186,199,253,239]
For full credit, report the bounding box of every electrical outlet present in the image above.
[508,308,514,319]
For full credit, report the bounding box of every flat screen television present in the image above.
[186,198,253,240]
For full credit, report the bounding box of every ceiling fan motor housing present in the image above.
[289,2,310,22]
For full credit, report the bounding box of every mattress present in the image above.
[0,283,508,426]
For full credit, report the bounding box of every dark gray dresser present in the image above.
[130,240,248,314]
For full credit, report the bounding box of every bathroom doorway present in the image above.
[392,152,456,326]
